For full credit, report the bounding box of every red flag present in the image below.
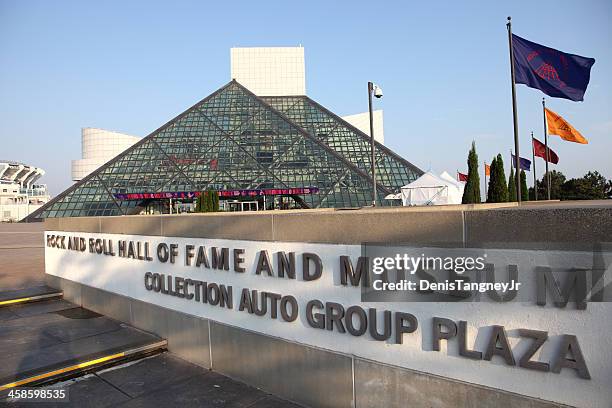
[532,138,559,164]
[210,158,218,170]
[457,172,468,182]
[484,164,491,176]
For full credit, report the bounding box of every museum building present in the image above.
[28,80,421,219]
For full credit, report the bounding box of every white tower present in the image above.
[230,47,306,96]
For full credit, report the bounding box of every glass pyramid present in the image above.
[32,81,423,219]
[261,96,422,190]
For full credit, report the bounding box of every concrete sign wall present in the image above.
[45,223,612,408]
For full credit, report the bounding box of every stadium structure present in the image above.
[1,160,50,222]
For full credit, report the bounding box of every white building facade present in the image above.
[230,47,306,96]
[341,110,384,144]
[71,128,141,182]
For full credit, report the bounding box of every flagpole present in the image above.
[531,131,537,201]
[507,16,522,202]
[542,98,551,200]
[484,161,487,195]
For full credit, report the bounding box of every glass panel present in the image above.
[262,96,423,192]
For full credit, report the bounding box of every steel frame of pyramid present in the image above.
[261,95,422,191]
[28,81,423,219]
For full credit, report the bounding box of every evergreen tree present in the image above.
[204,190,209,212]
[508,167,517,202]
[488,154,508,202]
[201,191,208,212]
[195,193,203,212]
[496,154,509,202]
[486,157,497,203]
[210,190,219,212]
[461,141,481,204]
[200,191,209,212]
[561,171,608,200]
[206,190,214,212]
[497,154,509,202]
[532,170,611,201]
[520,170,528,201]
[535,170,566,200]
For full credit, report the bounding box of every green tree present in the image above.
[210,190,219,211]
[487,154,508,203]
[535,170,566,200]
[195,193,203,212]
[508,167,517,202]
[486,157,497,203]
[206,190,214,212]
[461,141,481,204]
[528,186,535,200]
[520,170,528,201]
[561,171,609,200]
[197,191,211,212]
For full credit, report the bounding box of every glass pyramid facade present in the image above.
[31,81,423,219]
[261,96,422,190]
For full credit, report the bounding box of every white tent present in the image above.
[440,171,466,194]
[400,171,465,206]
[384,192,401,200]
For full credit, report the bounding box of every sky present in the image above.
[1,0,611,196]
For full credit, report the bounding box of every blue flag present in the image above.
[511,154,531,171]
[512,34,595,102]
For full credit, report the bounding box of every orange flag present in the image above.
[545,108,588,144]
[484,163,491,176]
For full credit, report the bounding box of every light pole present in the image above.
[368,81,383,206]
